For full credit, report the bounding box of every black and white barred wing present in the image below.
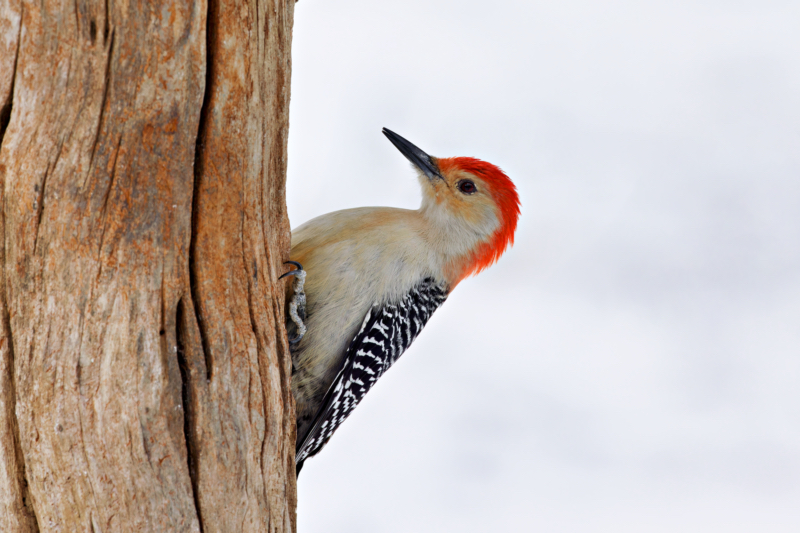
[296,278,448,465]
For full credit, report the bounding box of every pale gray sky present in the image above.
[286,1,800,531]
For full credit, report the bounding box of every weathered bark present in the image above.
[0,0,296,531]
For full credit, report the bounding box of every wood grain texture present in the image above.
[1,1,37,529]
[0,0,296,531]
[188,0,297,530]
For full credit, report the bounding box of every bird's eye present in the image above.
[458,180,477,194]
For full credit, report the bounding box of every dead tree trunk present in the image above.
[0,0,297,531]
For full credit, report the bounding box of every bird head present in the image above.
[383,128,521,284]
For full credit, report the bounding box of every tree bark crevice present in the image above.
[87,27,114,173]
[0,2,21,151]
[32,141,61,255]
[175,296,203,533]
[96,136,121,260]
[0,101,11,154]
[102,0,109,45]
[190,0,215,383]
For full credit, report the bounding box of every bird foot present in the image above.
[280,261,307,344]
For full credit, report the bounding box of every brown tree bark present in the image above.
[0,0,297,531]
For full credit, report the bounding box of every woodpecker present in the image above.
[284,128,520,474]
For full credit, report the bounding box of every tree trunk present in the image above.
[0,0,297,531]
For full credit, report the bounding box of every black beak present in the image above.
[382,128,444,181]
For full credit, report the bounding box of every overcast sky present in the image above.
[285,1,800,531]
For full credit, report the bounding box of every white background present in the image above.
[285,1,800,531]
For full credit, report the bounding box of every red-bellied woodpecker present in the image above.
[283,128,520,474]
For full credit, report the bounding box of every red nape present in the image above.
[438,157,521,282]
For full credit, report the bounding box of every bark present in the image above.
[0,0,296,531]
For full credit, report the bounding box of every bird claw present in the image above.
[282,261,307,344]
[279,261,304,279]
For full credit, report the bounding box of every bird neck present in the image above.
[418,200,501,288]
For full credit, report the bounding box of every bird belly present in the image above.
[287,208,445,445]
